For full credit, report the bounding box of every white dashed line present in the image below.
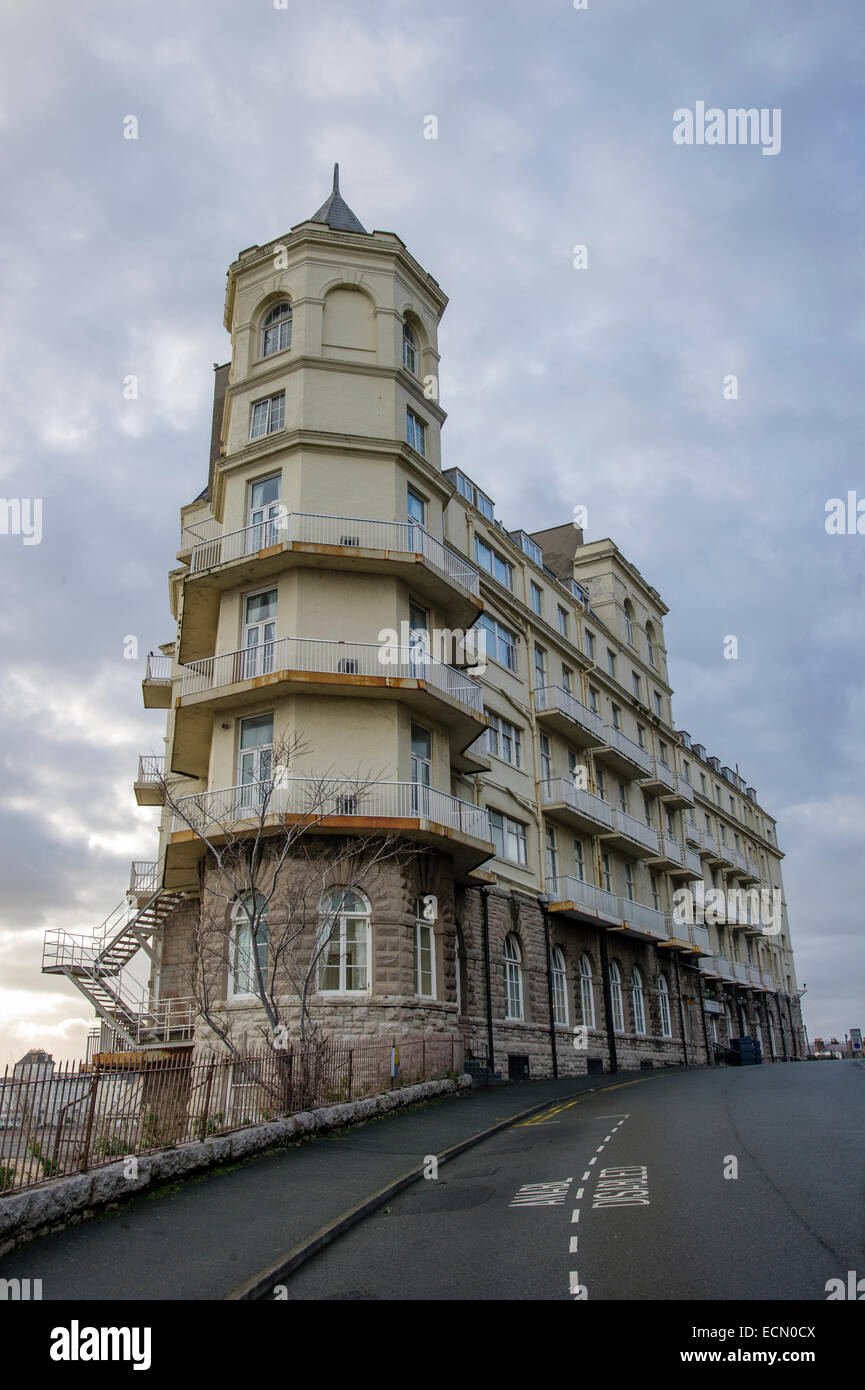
[588,1156,597,1165]
[596,1145,605,1153]
[569,1235,579,1253]
[581,1170,590,1181]
[571,1209,580,1223]
[576,1187,584,1199]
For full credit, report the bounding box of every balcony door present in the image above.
[237,713,274,814]
[409,600,429,673]
[246,474,282,553]
[242,589,277,680]
[411,723,432,817]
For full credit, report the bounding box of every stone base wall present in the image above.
[155,843,803,1075]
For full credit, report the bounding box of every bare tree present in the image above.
[155,733,427,1059]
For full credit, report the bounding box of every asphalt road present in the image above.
[273,1061,865,1300]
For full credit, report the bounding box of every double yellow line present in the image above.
[516,1075,658,1126]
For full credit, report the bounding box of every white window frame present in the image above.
[504,934,523,1020]
[402,320,418,375]
[658,975,672,1037]
[490,810,528,866]
[249,392,285,440]
[261,301,292,358]
[632,967,646,1034]
[406,407,427,456]
[551,946,568,1026]
[317,888,371,994]
[579,956,595,1029]
[610,961,624,1033]
[414,899,436,999]
[228,895,269,1001]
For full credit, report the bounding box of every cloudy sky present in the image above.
[0,0,861,1061]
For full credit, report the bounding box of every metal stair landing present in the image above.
[42,888,195,1048]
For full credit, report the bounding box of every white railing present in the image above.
[600,725,652,774]
[180,637,483,715]
[690,923,712,954]
[732,961,749,984]
[180,517,222,550]
[745,963,761,988]
[686,821,704,848]
[618,898,669,938]
[703,831,719,856]
[130,861,160,895]
[732,848,747,872]
[534,686,605,740]
[672,774,694,803]
[172,779,491,843]
[658,832,684,865]
[713,954,735,982]
[189,513,481,598]
[136,755,165,784]
[145,655,171,682]
[545,877,621,921]
[607,807,658,853]
[540,779,613,829]
[643,757,675,791]
[134,996,196,1043]
[684,846,702,876]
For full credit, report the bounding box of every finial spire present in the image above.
[309,162,367,235]
[333,162,340,194]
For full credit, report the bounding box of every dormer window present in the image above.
[402,321,418,375]
[261,302,292,358]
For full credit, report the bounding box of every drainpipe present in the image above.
[673,953,689,1066]
[775,992,789,1060]
[690,958,712,1065]
[480,887,495,1073]
[538,896,558,1079]
[785,993,799,1059]
[597,928,618,1075]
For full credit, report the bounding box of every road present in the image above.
[272,1061,865,1300]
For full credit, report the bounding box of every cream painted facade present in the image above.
[43,171,805,1073]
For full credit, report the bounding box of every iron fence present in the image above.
[0,1037,459,1196]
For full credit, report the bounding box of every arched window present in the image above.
[658,974,672,1038]
[402,319,418,375]
[609,961,624,1032]
[317,887,370,993]
[624,600,635,647]
[229,894,269,1000]
[631,966,646,1034]
[646,621,657,667]
[261,301,292,358]
[414,896,436,999]
[579,956,595,1029]
[724,1000,735,1043]
[504,934,523,1020]
[551,946,568,1026]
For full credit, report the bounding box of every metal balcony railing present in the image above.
[690,923,712,954]
[172,779,491,842]
[608,807,658,853]
[673,773,695,803]
[189,512,481,599]
[618,898,669,938]
[684,846,702,876]
[658,832,684,865]
[539,779,613,829]
[534,685,606,740]
[136,755,165,784]
[180,637,483,715]
[731,847,748,872]
[643,757,676,791]
[130,861,160,895]
[145,655,171,682]
[600,725,652,774]
[545,877,621,921]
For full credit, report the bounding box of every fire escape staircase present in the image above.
[42,888,194,1049]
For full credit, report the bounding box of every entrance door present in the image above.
[237,714,274,814]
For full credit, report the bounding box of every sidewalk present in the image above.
[0,1069,669,1300]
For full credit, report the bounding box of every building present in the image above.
[41,168,806,1075]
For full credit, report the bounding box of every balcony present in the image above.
[698,829,718,860]
[134,755,165,806]
[540,779,613,835]
[648,831,685,873]
[639,757,676,796]
[617,897,670,941]
[741,853,761,885]
[179,513,482,664]
[684,845,703,877]
[685,820,704,849]
[730,847,748,874]
[142,654,172,709]
[712,838,735,869]
[744,963,763,989]
[167,777,494,880]
[689,922,712,956]
[595,725,652,778]
[545,876,622,926]
[662,773,695,810]
[704,954,736,983]
[731,960,749,986]
[601,807,659,858]
[534,686,605,747]
[172,637,486,780]
[129,860,160,899]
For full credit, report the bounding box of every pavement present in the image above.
[0,1066,677,1300]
